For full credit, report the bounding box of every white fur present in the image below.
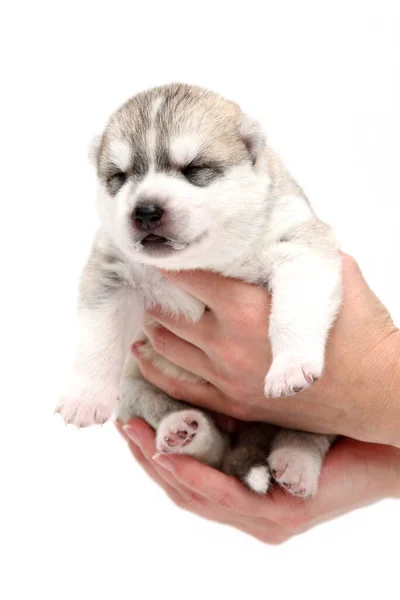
[264,249,341,396]
[238,114,266,166]
[56,286,142,426]
[156,410,227,467]
[264,194,314,243]
[245,466,271,495]
[268,432,330,497]
[169,134,202,165]
[146,95,163,159]
[88,134,101,167]
[96,164,271,272]
[109,140,132,172]
[58,85,342,495]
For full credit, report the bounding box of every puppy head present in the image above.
[92,83,270,268]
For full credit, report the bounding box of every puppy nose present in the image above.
[133,204,164,232]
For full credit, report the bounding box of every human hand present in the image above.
[116,419,400,544]
[133,255,400,447]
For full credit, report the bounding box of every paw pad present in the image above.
[157,415,199,453]
[264,354,322,398]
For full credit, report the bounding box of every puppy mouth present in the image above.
[141,234,168,246]
[140,233,188,254]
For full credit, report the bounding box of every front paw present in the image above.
[55,381,117,427]
[264,353,322,398]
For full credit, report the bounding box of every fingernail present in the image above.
[115,421,129,441]
[153,453,174,472]
[131,341,145,356]
[122,425,142,448]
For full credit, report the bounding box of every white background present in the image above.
[1,1,399,599]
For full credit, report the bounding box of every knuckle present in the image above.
[267,533,291,546]
[341,253,360,274]
[186,492,206,510]
[230,401,252,421]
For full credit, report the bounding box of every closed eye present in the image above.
[181,163,221,187]
[106,171,126,194]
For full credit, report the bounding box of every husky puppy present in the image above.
[56,84,341,497]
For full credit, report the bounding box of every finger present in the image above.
[292,438,400,530]
[118,418,187,490]
[234,522,290,545]
[118,420,290,537]
[116,419,200,506]
[121,419,253,526]
[158,269,254,313]
[152,450,279,519]
[152,450,293,538]
[133,350,230,413]
[126,435,192,510]
[146,307,216,350]
[143,322,215,381]
[250,438,400,535]
[119,420,286,540]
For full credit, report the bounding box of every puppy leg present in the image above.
[223,422,335,497]
[264,227,341,398]
[56,243,142,427]
[118,354,228,468]
[268,430,336,497]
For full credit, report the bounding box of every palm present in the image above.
[117,419,399,544]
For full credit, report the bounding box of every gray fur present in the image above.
[57,83,342,498]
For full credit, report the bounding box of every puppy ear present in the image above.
[238,115,266,166]
[88,134,101,167]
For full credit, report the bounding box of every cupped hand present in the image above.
[133,255,400,447]
[116,419,400,544]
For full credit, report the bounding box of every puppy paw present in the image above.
[156,409,226,467]
[156,411,199,452]
[264,353,322,398]
[268,443,322,498]
[55,381,117,427]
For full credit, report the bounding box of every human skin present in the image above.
[133,255,400,448]
[116,420,400,544]
[116,254,400,541]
